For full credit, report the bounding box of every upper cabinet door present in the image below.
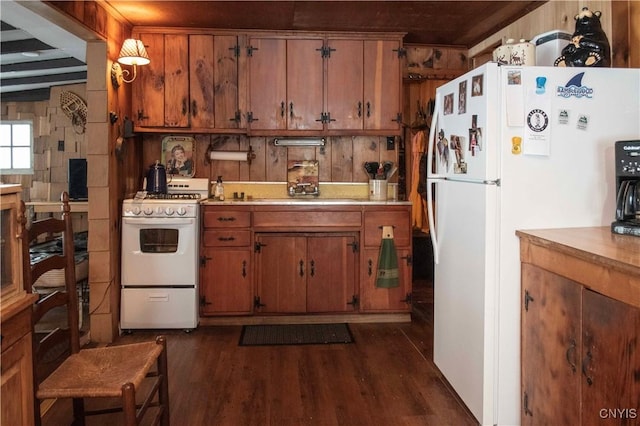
[189,35,241,129]
[134,33,165,127]
[286,38,324,131]
[189,34,215,128]
[213,35,241,129]
[247,38,287,130]
[363,40,401,131]
[164,34,189,127]
[133,33,190,128]
[326,39,364,131]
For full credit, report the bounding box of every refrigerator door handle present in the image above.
[426,178,440,264]
[427,92,442,180]
[445,177,501,186]
[427,93,441,264]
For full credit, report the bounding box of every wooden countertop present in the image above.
[201,198,411,206]
[517,226,640,308]
[0,184,21,195]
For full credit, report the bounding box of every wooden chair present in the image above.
[22,192,170,426]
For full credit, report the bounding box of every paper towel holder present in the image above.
[205,144,256,165]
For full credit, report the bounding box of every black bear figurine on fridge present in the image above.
[554,7,611,67]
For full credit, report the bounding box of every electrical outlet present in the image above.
[58,140,65,151]
[386,136,395,150]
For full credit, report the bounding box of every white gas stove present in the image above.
[120,177,209,331]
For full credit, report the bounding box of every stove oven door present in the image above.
[121,216,198,286]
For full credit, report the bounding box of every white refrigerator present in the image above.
[426,63,640,425]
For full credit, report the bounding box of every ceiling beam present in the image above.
[1,57,86,73]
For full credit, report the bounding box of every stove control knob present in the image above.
[165,207,175,215]
[143,207,153,215]
[176,207,187,216]
[156,206,164,214]
[131,207,141,215]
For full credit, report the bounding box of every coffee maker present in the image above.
[611,140,640,236]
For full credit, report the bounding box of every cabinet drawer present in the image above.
[253,210,361,229]
[203,230,251,247]
[0,305,31,353]
[203,210,251,228]
[364,210,411,247]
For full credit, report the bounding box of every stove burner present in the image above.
[146,193,201,200]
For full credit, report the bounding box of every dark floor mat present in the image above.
[239,323,354,346]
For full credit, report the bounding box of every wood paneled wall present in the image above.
[139,135,397,191]
[468,1,636,69]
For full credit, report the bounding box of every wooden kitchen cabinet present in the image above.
[1,185,36,425]
[518,228,640,426]
[1,185,24,303]
[254,233,358,313]
[134,31,242,131]
[247,37,324,132]
[1,296,37,426]
[200,207,252,315]
[359,206,412,312]
[326,38,402,131]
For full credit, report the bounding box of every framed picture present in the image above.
[458,80,467,114]
[443,93,454,115]
[161,136,195,177]
[472,74,483,97]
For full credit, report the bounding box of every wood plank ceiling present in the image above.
[1,1,545,102]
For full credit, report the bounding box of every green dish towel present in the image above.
[376,225,399,288]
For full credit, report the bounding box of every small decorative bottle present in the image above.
[214,176,225,201]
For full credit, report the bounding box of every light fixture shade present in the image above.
[117,39,150,66]
[273,137,326,146]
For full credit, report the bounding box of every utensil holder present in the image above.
[369,179,388,201]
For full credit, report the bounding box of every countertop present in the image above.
[201,198,411,206]
[516,227,640,271]
[517,226,640,308]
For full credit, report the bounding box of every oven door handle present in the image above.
[122,217,196,226]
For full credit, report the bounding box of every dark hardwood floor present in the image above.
[42,279,477,425]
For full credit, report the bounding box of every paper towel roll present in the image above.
[208,151,248,161]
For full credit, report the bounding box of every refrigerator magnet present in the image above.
[524,108,551,156]
[471,74,483,97]
[576,114,590,131]
[469,128,482,156]
[444,93,454,115]
[450,134,467,173]
[511,136,522,155]
[458,80,467,114]
[535,76,547,94]
[557,109,570,125]
[436,129,450,170]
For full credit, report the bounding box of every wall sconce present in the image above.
[110,39,150,88]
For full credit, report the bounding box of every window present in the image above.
[0,121,33,174]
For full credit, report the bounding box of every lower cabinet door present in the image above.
[200,248,252,315]
[1,333,35,426]
[306,235,358,313]
[520,263,581,425]
[255,235,307,313]
[582,289,640,426]
[359,247,412,312]
[254,233,358,313]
